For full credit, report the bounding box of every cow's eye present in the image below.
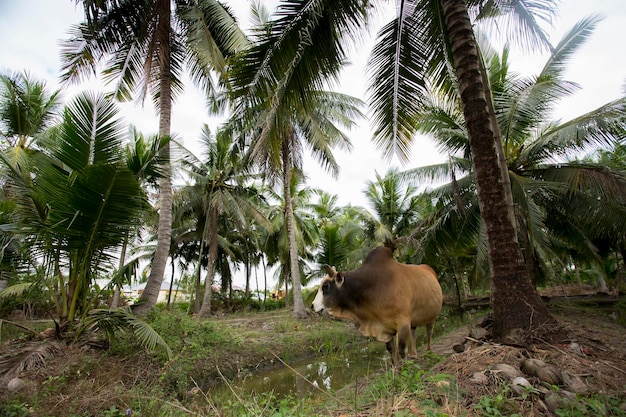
[322,282,329,293]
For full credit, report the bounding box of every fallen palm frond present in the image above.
[0,339,64,380]
[76,306,172,360]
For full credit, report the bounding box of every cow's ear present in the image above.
[335,272,344,287]
[324,264,336,278]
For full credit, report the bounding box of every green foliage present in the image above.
[474,391,521,417]
[555,394,626,416]
[214,392,318,417]
[77,307,172,360]
[102,406,128,417]
[0,401,31,417]
[147,309,230,352]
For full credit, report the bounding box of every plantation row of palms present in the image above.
[0,0,624,348]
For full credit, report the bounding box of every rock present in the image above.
[469,327,488,340]
[568,342,584,356]
[39,327,56,338]
[521,358,563,385]
[544,392,562,413]
[470,371,489,385]
[544,390,577,413]
[562,370,588,395]
[536,364,563,386]
[521,358,546,376]
[493,363,523,381]
[511,376,533,396]
[453,343,465,353]
[7,378,25,392]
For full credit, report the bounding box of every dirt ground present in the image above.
[416,297,626,416]
[1,288,624,416]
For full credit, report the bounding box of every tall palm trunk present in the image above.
[134,0,173,316]
[199,206,218,317]
[193,205,212,314]
[441,0,557,340]
[282,140,308,319]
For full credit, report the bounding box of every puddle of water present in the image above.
[209,342,390,399]
[207,305,486,401]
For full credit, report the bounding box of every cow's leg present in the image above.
[386,339,399,366]
[397,324,411,361]
[408,327,418,359]
[425,320,436,351]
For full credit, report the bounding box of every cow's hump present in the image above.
[363,247,393,265]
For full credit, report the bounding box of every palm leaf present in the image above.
[0,282,34,299]
[179,0,249,87]
[78,307,172,360]
[368,4,430,162]
[0,340,64,379]
[52,91,124,169]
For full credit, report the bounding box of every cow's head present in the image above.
[311,265,343,314]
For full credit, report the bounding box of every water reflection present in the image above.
[209,304,484,400]
[210,343,389,399]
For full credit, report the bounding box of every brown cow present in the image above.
[311,247,442,365]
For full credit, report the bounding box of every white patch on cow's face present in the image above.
[312,286,325,312]
[312,277,332,313]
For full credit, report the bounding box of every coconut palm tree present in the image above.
[177,126,270,316]
[0,91,150,323]
[364,0,564,341]
[263,169,320,308]
[247,0,558,338]
[406,17,626,293]
[362,168,425,251]
[226,1,365,318]
[0,71,63,292]
[60,0,249,315]
[310,191,374,281]
[0,71,62,151]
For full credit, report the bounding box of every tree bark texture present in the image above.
[441,0,557,340]
[199,206,219,317]
[134,0,173,315]
[282,140,308,319]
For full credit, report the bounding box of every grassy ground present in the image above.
[0,299,625,416]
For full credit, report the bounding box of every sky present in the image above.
[0,1,625,211]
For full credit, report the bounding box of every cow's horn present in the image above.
[323,264,336,277]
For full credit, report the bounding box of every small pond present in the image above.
[208,304,485,400]
[208,342,390,400]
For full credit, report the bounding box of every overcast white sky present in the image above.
[1,0,624,211]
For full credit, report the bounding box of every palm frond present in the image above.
[540,15,602,78]
[0,282,34,300]
[368,3,430,162]
[78,307,172,360]
[0,340,64,379]
[472,0,557,53]
[179,0,250,75]
[526,97,626,163]
[52,91,124,169]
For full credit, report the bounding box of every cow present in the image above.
[311,247,443,365]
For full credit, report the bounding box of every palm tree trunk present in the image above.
[282,140,308,319]
[166,260,175,309]
[194,209,211,314]
[193,262,202,313]
[133,0,173,316]
[199,207,218,317]
[441,0,557,341]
